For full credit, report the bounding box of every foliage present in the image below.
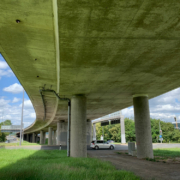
[0,120,12,142]
[95,118,180,143]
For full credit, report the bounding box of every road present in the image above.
[3,143,180,150]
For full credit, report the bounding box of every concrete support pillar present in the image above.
[37,135,39,143]
[133,95,154,159]
[121,116,126,144]
[93,123,96,140]
[48,127,53,145]
[40,131,44,144]
[56,130,57,145]
[29,134,32,143]
[27,134,29,142]
[32,133,35,143]
[24,134,26,141]
[87,119,92,145]
[52,131,56,145]
[70,95,87,157]
[43,132,46,144]
[57,122,60,145]
[57,121,67,145]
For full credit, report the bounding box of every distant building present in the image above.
[172,122,180,129]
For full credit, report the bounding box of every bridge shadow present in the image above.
[0,147,138,180]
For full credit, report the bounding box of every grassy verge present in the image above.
[153,148,180,158]
[0,149,140,180]
[0,141,40,146]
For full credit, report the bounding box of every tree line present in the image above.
[95,118,180,143]
[0,120,12,142]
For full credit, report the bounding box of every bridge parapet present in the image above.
[1,125,23,133]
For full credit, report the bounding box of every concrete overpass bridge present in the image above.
[1,0,180,159]
[92,111,126,144]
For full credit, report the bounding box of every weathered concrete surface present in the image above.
[1,1,180,134]
[70,95,87,157]
[57,121,67,145]
[133,96,154,159]
[40,131,43,145]
[32,133,35,143]
[48,127,53,145]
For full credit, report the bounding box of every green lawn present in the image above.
[0,141,40,146]
[0,149,140,180]
[154,148,180,158]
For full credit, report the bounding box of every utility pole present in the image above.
[19,89,24,146]
[159,121,162,143]
[174,117,178,129]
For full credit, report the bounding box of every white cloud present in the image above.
[30,113,36,118]
[0,61,8,69]
[0,61,14,79]
[12,97,20,103]
[122,107,134,119]
[0,97,35,128]
[3,83,23,94]
[19,100,33,109]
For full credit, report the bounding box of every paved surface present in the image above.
[3,143,180,150]
[88,150,180,180]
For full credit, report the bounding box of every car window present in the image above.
[97,141,103,144]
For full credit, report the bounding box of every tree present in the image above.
[0,120,12,142]
[95,118,180,143]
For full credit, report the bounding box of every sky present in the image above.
[0,54,179,128]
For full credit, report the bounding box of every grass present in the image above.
[0,149,141,180]
[153,148,180,158]
[0,141,40,146]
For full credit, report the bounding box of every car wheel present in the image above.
[95,146,99,150]
[110,145,114,150]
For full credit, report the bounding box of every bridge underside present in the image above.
[1,1,180,157]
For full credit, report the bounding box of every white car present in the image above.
[90,140,115,150]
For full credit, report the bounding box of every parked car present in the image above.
[107,140,115,144]
[90,140,115,150]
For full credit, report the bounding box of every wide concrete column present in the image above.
[40,131,44,144]
[57,121,67,145]
[43,132,46,144]
[70,95,87,157]
[27,134,29,142]
[86,119,92,145]
[56,130,58,145]
[92,123,96,140]
[121,116,126,144]
[133,95,154,159]
[52,131,56,145]
[48,127,53,145]
[57,122,61,145]
[32,133,35,143]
